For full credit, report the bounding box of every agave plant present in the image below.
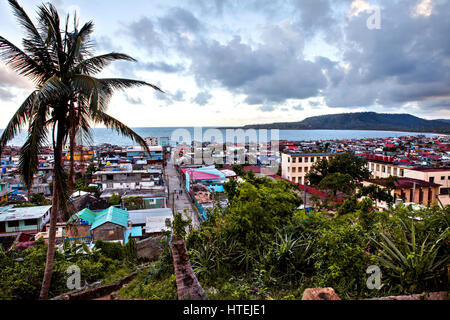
[0,0,162,299]
[372,217,449,293]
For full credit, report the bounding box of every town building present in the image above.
[281,153,339,185]
[0,205,51,235]
[363,178,441,207]
[93,169,164,191]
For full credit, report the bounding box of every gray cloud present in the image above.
[141,61,185,73]
[118,1,449,116]
[124,94,142,105]
[293,104,304,111]
[126,17,163,54]
[191,91,213,106]
[158,7,202,34]
[323,0,450,111]
[188,23,327,105]
[260,105,275,112]
[0,87,14,101]
[155,89,186,105]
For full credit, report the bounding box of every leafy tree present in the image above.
[109,193,122,206]
[231,164,246,177]
[357,184,394,206]
[171,212,192,240]
[338,195,358,215]
[307,153,370,186]
[318,172,355,196]
[223,178,239,201]
[30,193,47,205]
[85,163,97,180]
[0,0,162,299]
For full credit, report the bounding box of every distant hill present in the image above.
[435,119,450,124]
[240,112,450,133]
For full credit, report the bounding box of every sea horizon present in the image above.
[1,127,446,148]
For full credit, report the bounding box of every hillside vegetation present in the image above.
[242,112,450,133]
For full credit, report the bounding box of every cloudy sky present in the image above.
[0,0,449,128]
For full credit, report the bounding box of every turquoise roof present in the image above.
[68,208,97,224]
[90,206,129,230]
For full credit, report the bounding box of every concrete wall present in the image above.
[282,153,332,184]
[93,222,125,242]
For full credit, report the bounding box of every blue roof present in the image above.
[124,227,143,243]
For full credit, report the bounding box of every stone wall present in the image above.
[52,271,137,300]
[171,237,208,300]
[136,235,165,261]
[302,288,448,300]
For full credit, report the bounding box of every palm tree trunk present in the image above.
[39,119,64,300]
[68,102,75,192]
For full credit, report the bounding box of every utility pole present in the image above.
[304,183,307,210]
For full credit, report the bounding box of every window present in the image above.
[8,221,19,228]
[298,167,302,173]
[429,177,435,183]
[298,157,302,163]
[305,167,309,173]
[305,157,308,163]
[288,157,290,163]
[382,166,386,173]
[24,219,37,226]
[292,167,296,173]
[400,169,404,177]
[441,176,445,180]
[292,158,296,163]
[311,157,315,162]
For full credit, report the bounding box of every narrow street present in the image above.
[165,157,200,229]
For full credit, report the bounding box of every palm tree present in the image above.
[0,0,162,299]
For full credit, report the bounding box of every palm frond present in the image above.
[92,111,150,154]
[72,53,136,75]
[0,36,47,83]
[7,0,56,74]
[99,78,164,93]
[37,3,64,71]
[0,91,36,154]
[18,106,49,191]
[33,75,71,109]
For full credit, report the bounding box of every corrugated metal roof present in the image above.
[124,227,143,243]
[68,208,97,224]
[128,208,173,225]
[0,205,51,222]
[90,206,129,230]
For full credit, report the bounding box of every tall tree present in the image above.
[0,0,162,299]
[306,153,371,186]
